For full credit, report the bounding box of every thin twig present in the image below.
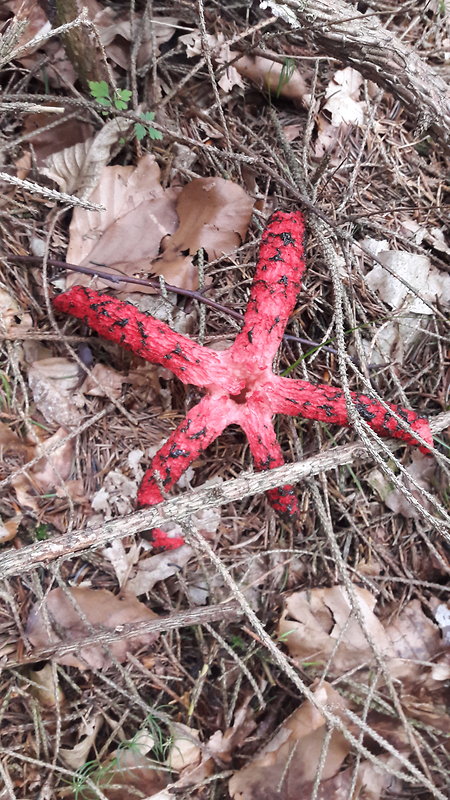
[0,173,104,210]
[8,253,343,357]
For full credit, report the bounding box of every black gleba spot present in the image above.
[280,232,295,245]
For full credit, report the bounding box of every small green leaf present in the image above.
[96,96,112,108]
[134,122,147,141]
[141,111,156,122]
[148,127,163,140]
[230,634,246,651]
[117,89,132,103]
[88,80,110,100]
[113,89,132,110]
[35,524,49,541]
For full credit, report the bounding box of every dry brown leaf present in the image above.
[20,109,94,165]
[128,497,222,595]
[217,700,257,761]
[180,31,244,92]
[27,356,83,427]
[1,1,75,85]
[288,712,414,800]
[125,362,169,407]
[181,31,307,103]
[127,545,193,596]
[229,682,350,800]
[0,422,29,455]
[14,150,32,181]
[27,662,64,709]
[0,514,22,544]
[82,0,178,70]
[91,469,139,519]
[1,0,50,54]
[360,237,450,362]
[0,287,32,334]
[55,478,87,503]
[65,154,179,292]
[401,694,450,735]
[85,750,168,800]
[169,700,256,790]
[10,475,39,512]
[9,427,75,511]
[102,539,140,588]
[280,587,448,691]
[71,727,167,799]
[99,11,179,69]
[29,427,74,491]
[59,714,103,770]
[433,601,450,646]
[315,67,365,156]
[81,362,126,398]
[384,598,447,684]
[364,243,450,314]
[22,338,52,365]
[167,724,201,771]
[322,754,403,800]
[283,124,302,142]
[41,117,130,197]
[64,157,253,294]
[323,67,364,127]
[368,451,435,519]
[26,587,160,670]
[278,585,389,674]
[152,177,254,289]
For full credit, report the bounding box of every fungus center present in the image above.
[230,384,251,404]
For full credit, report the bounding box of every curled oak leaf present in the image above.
[53,210,432,549]
[152,176,254,289]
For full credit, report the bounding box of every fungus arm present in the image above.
[53,286,232,389]
[137,394,234,548]
[231,211,306,368]
[239,407,299,517]
[271,377,433,453]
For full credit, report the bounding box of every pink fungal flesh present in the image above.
[53,210,433,549]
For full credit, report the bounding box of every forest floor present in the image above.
[0,2,449,799]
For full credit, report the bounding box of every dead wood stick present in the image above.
[268,0,450,146]
[3,601,241,668]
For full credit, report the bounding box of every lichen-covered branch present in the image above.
[264,0,450,146]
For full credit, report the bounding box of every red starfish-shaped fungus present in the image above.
[53,211,432,549]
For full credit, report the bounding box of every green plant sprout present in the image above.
[134,111,163,142]
[34,524,49,541]
[143,710,174,760]
[230,634,247,651]
[277,628,297,643]
[276,57,296,97]
[71,758,113,800]
[88,81,163,143]
[88,80,131,110]
[71,729,170,800]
